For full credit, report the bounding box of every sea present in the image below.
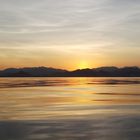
[0,77,140,140]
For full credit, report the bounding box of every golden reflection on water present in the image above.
[0,77,140,120]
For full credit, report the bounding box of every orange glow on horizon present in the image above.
[77,61,91,70]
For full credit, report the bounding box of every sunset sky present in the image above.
[0,0,140,70]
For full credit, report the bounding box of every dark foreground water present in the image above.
[0,77,140,140]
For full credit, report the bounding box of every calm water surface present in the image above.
[0,77,140,140]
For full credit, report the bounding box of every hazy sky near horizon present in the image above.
[0,0,140,70]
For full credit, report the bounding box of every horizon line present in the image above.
[0,65,140,71]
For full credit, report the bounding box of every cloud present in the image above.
[0,0,140,68]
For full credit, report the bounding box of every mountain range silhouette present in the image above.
[0,66,140,77]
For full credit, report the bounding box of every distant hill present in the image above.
[0,67,68,77]
[0,66,140,77]
[70,67,140,77]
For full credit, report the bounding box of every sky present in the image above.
[0,0,140,70]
